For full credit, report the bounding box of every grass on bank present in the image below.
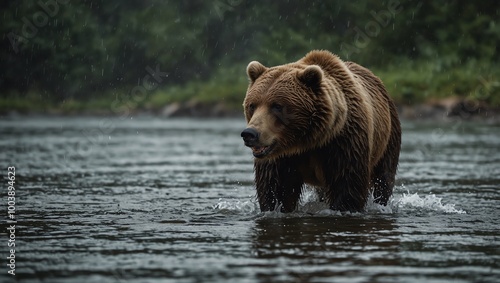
[0,92,124,114]
[376,59,500,106]
[146,65,248,110]
[1,60,498,115]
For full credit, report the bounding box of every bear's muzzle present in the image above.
[241,128,259,147]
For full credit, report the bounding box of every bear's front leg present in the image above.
[254,159,303,212]
[327,168,370,212]
[324,141,371,212]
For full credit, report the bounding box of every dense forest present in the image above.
[1,0,499,113]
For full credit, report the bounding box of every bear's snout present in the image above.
[241,128,259,146]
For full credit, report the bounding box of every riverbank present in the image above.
[157,97,500,122]
[397,97,500,122]
[2,58,499,122]
[2,97,500,123]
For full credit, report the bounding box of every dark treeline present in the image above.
[1,0,499,107]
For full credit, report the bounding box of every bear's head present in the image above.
[241,57,347,159]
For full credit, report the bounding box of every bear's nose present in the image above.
[241,128,259,145]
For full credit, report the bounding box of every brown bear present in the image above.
[241,50,401,213]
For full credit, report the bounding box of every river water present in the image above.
[0,116,499,283]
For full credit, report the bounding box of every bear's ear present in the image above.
[247,61,267,82]
[297,65,323,89]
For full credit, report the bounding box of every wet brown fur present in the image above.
[243,50,401,212]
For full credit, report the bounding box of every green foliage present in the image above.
[0,0,499,111]
[147,64,248,109]
[0,91,51,113]
[376,59,500,106]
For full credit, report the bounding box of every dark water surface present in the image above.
[0,117,499,283]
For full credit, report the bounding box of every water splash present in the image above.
[391,191,467,214]
[213,186,466,216]
[213,198,258,215]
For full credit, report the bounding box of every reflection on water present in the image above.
[0,117,499,283]
[252,216,399,282]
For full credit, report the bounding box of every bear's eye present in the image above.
[271,103,283,113]
[248,103,256,113]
